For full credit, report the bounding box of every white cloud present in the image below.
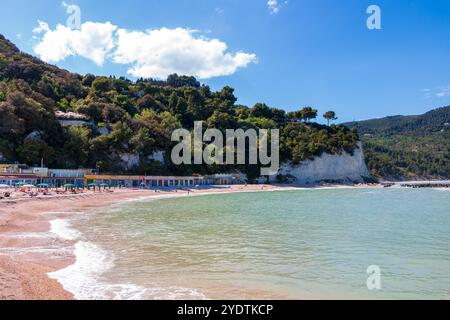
[32,21,257,79]
[423,86,450,99]
[436,86,450,98]
[33,21,117,65]
[33,20,50,34]
[267,0,280,13]
[422,89,432,99]
[113,27,256,79]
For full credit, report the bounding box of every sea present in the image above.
[48,187,450,299]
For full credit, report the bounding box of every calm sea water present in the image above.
[50,188,450,299]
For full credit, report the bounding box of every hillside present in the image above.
[344,107,450,180]
[344,106,450,135]
[0,34,359,180]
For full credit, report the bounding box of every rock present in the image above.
[97,126,110,136]
[118,153,140,170]
[147,150,165,163]
[24,131,42,142]
[270,142,370,185]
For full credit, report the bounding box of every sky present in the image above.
[1,0,450,122]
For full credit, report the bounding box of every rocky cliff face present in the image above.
[116,150,165,171]
[270,142,370,184]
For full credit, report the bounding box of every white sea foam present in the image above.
[48,241,206,300]
[48,241,138,300]
[50,219,81,241]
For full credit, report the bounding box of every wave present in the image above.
[48,241,147,300]
[48,222,207,300]
[50,219,82,241]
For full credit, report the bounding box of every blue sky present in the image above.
[1,0,450,122]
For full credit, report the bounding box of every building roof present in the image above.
[55,111,90,121]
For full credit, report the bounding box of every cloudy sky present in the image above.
[1,0,450,121]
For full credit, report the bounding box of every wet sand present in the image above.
[0,184,379,300]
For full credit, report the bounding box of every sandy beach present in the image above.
[0,183,379,300]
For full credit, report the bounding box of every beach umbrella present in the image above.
[99,183,109,187]
[88,183,97,187]
[23,184,36,188]
[37,183,49,188]
[0,184,10,189]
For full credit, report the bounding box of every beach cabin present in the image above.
[0,173,38,186]
[83,174,209,189]
[44,168,94,188]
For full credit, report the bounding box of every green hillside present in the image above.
[0,34,358,180]
[344,107,450,180]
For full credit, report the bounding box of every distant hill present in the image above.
[344,107,450,180]
[343,106,450,135]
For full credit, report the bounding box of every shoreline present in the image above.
[0,183,380,300]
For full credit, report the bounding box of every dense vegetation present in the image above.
[344,107,450,180]
[0,34,358,179]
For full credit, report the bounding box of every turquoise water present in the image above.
[64,188,450,299]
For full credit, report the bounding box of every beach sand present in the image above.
[0,183,379,300]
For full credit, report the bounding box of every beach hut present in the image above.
[64,183,75,191]
[37,183,50,192]
[87,182,98,191]
[99,183,110,191]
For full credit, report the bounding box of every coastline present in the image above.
[0,183,379,300]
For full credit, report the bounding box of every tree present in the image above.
[130,127,155,155]
[167,74,200,88]
[0,102,24,135]
[206,111,237,131]
[250,103,272,118]
[91,77,112,93]
[102,104,126,123]
[323,111,338,126]
[62,126,91,167]
[76,102,103,122]
[286,111,304,123]
[17,139,54,165]
[300,107,318,123]
[82,74,96,87]
[137,94,164,112]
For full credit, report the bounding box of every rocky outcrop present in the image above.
[270,142,370,185]
[118,153,140,170]
[114,150,165,170]
[24,131,42,142]
[147,150,165,163]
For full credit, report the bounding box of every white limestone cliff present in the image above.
[270,142,370,184]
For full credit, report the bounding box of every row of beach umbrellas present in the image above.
[0,183,111,189]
